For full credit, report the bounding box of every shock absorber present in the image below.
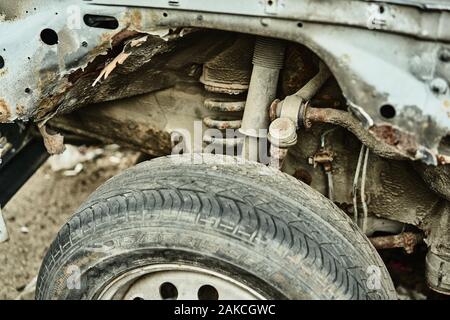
[239,37,286,162]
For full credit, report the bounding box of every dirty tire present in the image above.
[37,154,397,300]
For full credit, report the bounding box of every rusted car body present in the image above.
[0,0,449,298]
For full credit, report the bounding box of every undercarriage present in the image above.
[1,0,449,299]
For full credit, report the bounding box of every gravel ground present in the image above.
[0,145,447,300]
[0,145,140,300]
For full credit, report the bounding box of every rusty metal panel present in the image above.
[0,1,128,121]
[0,0,449,164]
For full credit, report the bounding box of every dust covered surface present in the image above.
[0,145,448,300]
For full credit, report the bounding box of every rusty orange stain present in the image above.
[131,10,143,30]
[437,154,450,165]
[119,10,144,30]
[16,104,26,117]
[0,98,11,122]
[444,100,450,108]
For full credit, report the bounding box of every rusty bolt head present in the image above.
[308,149,334,168]
[268,118,297,148]
[437,154,450,165]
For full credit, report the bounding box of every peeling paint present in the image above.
[92,51,131,86]
[92,35,148,86]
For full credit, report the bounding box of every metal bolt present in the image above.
[439,48,450,63]
[430,78,448,95]
[268,118,297,148]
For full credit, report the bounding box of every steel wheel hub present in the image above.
[98,264,265,300]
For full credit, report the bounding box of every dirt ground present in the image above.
[0,145,447,300]
[0,145,140,300]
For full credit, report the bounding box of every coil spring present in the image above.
[202,95,246,152]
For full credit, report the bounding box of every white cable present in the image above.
[352,145,366,224]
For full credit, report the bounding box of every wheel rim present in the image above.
[97,264,266,300]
